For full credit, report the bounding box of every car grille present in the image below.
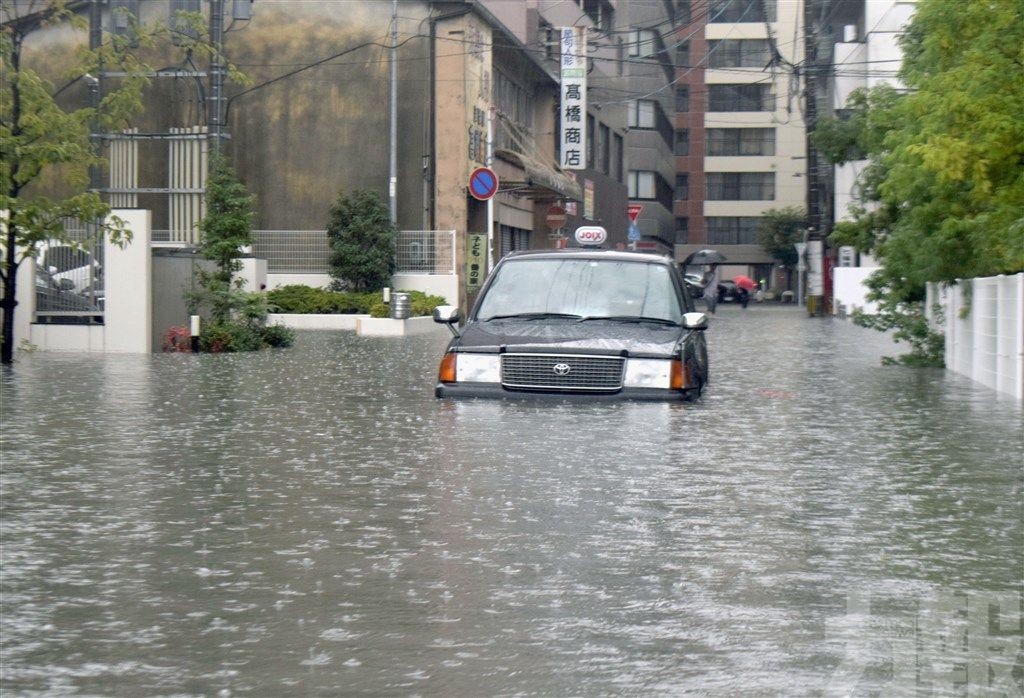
[501,353,625,392]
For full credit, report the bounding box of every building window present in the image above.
[709,0,775,23]
[499,224,531,256]
[676,86,690,112]
[628,171,657,200]
[708,84,775,111]
[628,100,656,129]
[674,174,689,201]
[583,0,614,30]
[674,129,690,156]
[706,173,775,200]
[599,123,611,174]
[540,21,554,62]
[706,128,775,155]
[494,70,535,153]
[677,40,690,67]
[586,114,596,169]
[676,217,689,244]
[706,216,762,244]
[628,29,659,58]
[708,39,771,68]
[676,1,692,25]
[629,171,673,210]
[613,133,624,182]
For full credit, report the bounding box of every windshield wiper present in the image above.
[577,315,679,326]
[482,312,583,321]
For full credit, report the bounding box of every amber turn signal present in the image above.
[670,359,685,390]
[438,353,457,383]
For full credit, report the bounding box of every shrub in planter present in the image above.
[200,322,262,353]
[261,324,296,348]
[162,326,192,352]
[266,285,378,315]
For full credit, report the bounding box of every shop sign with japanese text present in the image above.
[466,233,488,290]
[559,27,586,170]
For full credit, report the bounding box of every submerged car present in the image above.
[434,250,709,401]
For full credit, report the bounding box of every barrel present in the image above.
[389,292,411,320]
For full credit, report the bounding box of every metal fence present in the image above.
[395,230,456,274]
[251,229,456,275]
[251,231,331,274]
[35,219,105,321]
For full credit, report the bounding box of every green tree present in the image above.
[818,0,1024,297]
[326,190,396,292]
[757,206,806,268]
[811,0,1022,365]
[191,155,255,324]
[0,1,232,364]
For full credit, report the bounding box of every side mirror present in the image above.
[682,312,708,330]
[433,305,461,324]
[433,305,462,337]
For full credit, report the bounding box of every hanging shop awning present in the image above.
[494,148,583,202]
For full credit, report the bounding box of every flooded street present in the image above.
[2,306,1021,695]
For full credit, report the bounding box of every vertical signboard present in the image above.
[465,16,492,178]
[559,26,587,170]
[466,233,488,290]
[584,179,595,220]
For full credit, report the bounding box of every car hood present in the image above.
[453,319,683,358]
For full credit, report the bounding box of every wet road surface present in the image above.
[2,305,1021,695]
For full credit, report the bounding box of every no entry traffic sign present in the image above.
[469,167,499,201]
[546,205,567,230]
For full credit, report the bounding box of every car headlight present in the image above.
[443,352,501,383]
[624,358,681,389]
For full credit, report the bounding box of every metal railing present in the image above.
[35,219,105,321]
[394,230,456,275]
[251,229,456,276]
[251,230,331,274]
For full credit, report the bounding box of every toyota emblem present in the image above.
[552,362,571,376]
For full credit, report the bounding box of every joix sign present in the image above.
[559,27,587,171]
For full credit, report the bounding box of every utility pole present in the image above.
[208,0,226,154]
[802,0,833,315]
[388,0,398,223]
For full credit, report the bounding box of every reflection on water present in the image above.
[2,307,1021,695]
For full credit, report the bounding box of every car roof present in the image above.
[503,249,674,265]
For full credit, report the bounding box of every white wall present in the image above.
[239,257,268,292]
[391,274,459,305]
[833,266,881,316]
[27,209,152,354]
[266,273,332,290]
[930,274,1024,401]
[104,209,151,352]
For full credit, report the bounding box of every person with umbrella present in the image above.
[733,274,757,309]
[682,249,727,315]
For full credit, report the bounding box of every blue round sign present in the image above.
[469,167,498,201]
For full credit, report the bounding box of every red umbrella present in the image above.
[733,275,757,291]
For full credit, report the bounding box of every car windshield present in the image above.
[476,258,683,324]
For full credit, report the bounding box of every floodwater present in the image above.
[2,306,1021,696]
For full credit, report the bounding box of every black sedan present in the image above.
[434,250,709,401]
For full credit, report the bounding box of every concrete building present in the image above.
[826,0,916,314]
[19,0,631,312]
[672,0,809,287]
[613,1,680,256]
